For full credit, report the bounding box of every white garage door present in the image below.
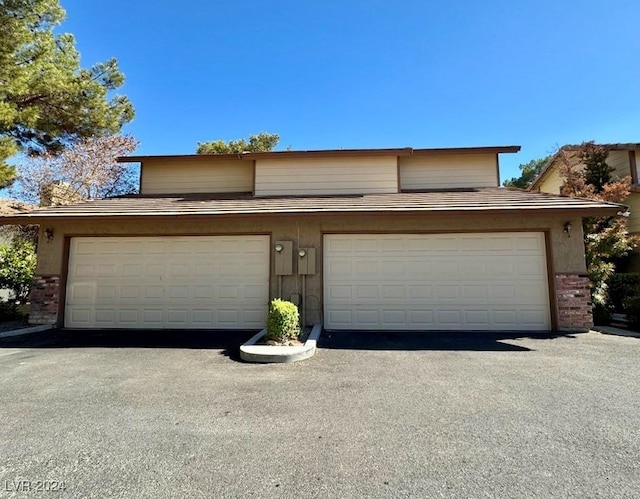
[65,236,269,329]
[324,233,550,331]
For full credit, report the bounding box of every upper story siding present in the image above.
[253,156,398,196]
[132,146,517,196]
[399,153,498,190]
[140,158,253,195]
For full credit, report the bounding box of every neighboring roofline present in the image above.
[117,145,521,163]
[0,198,36,216]
[528,151,562,191]
[529,142,640,191]
[561,142,640,151]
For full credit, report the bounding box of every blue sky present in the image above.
[59,0,640,182]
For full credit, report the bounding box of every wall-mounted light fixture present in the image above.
[298,248,307,258]
[275,243,284,253]
[44,228,54,243]
[563,222,572,238]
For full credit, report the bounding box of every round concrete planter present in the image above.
[240,324,322,363]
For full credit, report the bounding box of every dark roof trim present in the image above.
[118,145,521,163]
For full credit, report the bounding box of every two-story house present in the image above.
[529,143,640,234]
[1,146,623,332]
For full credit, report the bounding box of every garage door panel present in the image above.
[66,235,269,329]
[324,233,550,331]
[355,285,378,300]
[194,263,216,276]
[68,308,91,326]
[464,285,488,299]
[382,310,407,325]
[192,310,213,325]
[382,285,405,300]
[408,285,433,300]
[118,309,139,325]
[328,285,352,300]
[436,285,460,300]
[520,310,548,326]
[168,285,189,299]
[410,310,434,324]
[144,286,164,299]
[243,284,268,300]
[437,310,462,325]
[193,285,213,299]
[143,309,164,323]
[355,309,380,326]
[69,283,94,301]
[465,310,490,325]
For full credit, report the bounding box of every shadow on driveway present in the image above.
[0,328,582,354]
[319,330,580,352]
[0,329,256,357]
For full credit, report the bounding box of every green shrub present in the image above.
[592,302,612,326]
[0,239,37,303]
[0,301,28,322]
[623,296,640,329]
[266,299,300,342]
[607,273,640,313]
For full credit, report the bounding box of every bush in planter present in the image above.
[266,299,301,342]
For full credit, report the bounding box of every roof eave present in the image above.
[1,205,623,223]
[117,145,522,163]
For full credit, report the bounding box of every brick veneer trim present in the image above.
[555,273,592,331]
[29,275,60,325]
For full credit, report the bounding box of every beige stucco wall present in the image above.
[36,212,586,326]
[399,153,498,190]
[254,157,398,196]
[140,158,253,194]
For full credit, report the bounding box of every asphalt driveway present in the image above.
[0,329,638,498]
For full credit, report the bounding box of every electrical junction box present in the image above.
[297,248,316,275]
[274,241,293,275]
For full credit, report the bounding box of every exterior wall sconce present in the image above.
[275,243,284,253]
[563,222,572,238]
[44,228,54,243]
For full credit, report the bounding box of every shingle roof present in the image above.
[0,188,623,222]
[0,198,35,215]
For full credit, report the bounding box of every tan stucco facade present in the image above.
[35,212,587,330]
